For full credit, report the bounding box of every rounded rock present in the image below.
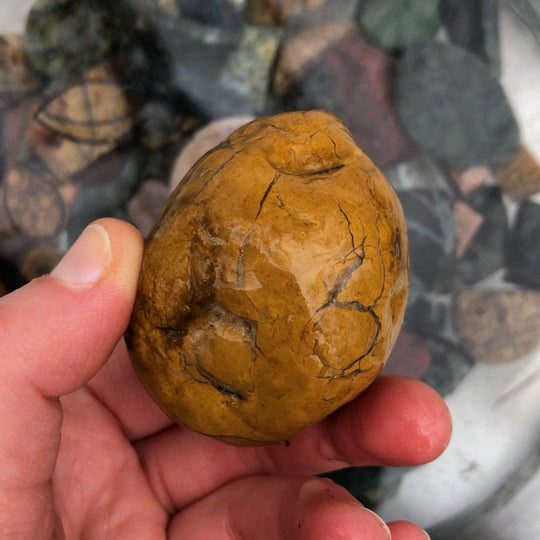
[127,110,409,445]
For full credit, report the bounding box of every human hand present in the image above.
[0,218,451,539]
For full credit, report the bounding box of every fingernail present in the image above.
[422,529,432,540]
[50,224,111,287]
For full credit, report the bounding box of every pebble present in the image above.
[397,40,520,168]
[455,289,540,364]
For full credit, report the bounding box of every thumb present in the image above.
[0,218,143,538]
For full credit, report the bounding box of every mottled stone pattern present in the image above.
[127,110,409,445]
[455,289,540,364]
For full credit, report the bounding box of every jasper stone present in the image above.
[504,201,540,289]
[127,111,409,445]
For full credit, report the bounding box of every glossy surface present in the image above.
[127,110,409,445]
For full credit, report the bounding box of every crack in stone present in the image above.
[256,172,281,220]
[196,363,248,400]
[192,148,243,200]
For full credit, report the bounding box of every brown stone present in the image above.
[455,289,540,364]
[495,145,540,201]
[128,111,409,445]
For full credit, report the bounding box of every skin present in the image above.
[0,218,451,539]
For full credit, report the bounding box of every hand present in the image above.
[0,218,451,539]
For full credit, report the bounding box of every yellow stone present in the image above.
[127,110,409,445]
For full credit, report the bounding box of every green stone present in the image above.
[23,0,120,82]
[355,0,440,51]
[397,40,520,168]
